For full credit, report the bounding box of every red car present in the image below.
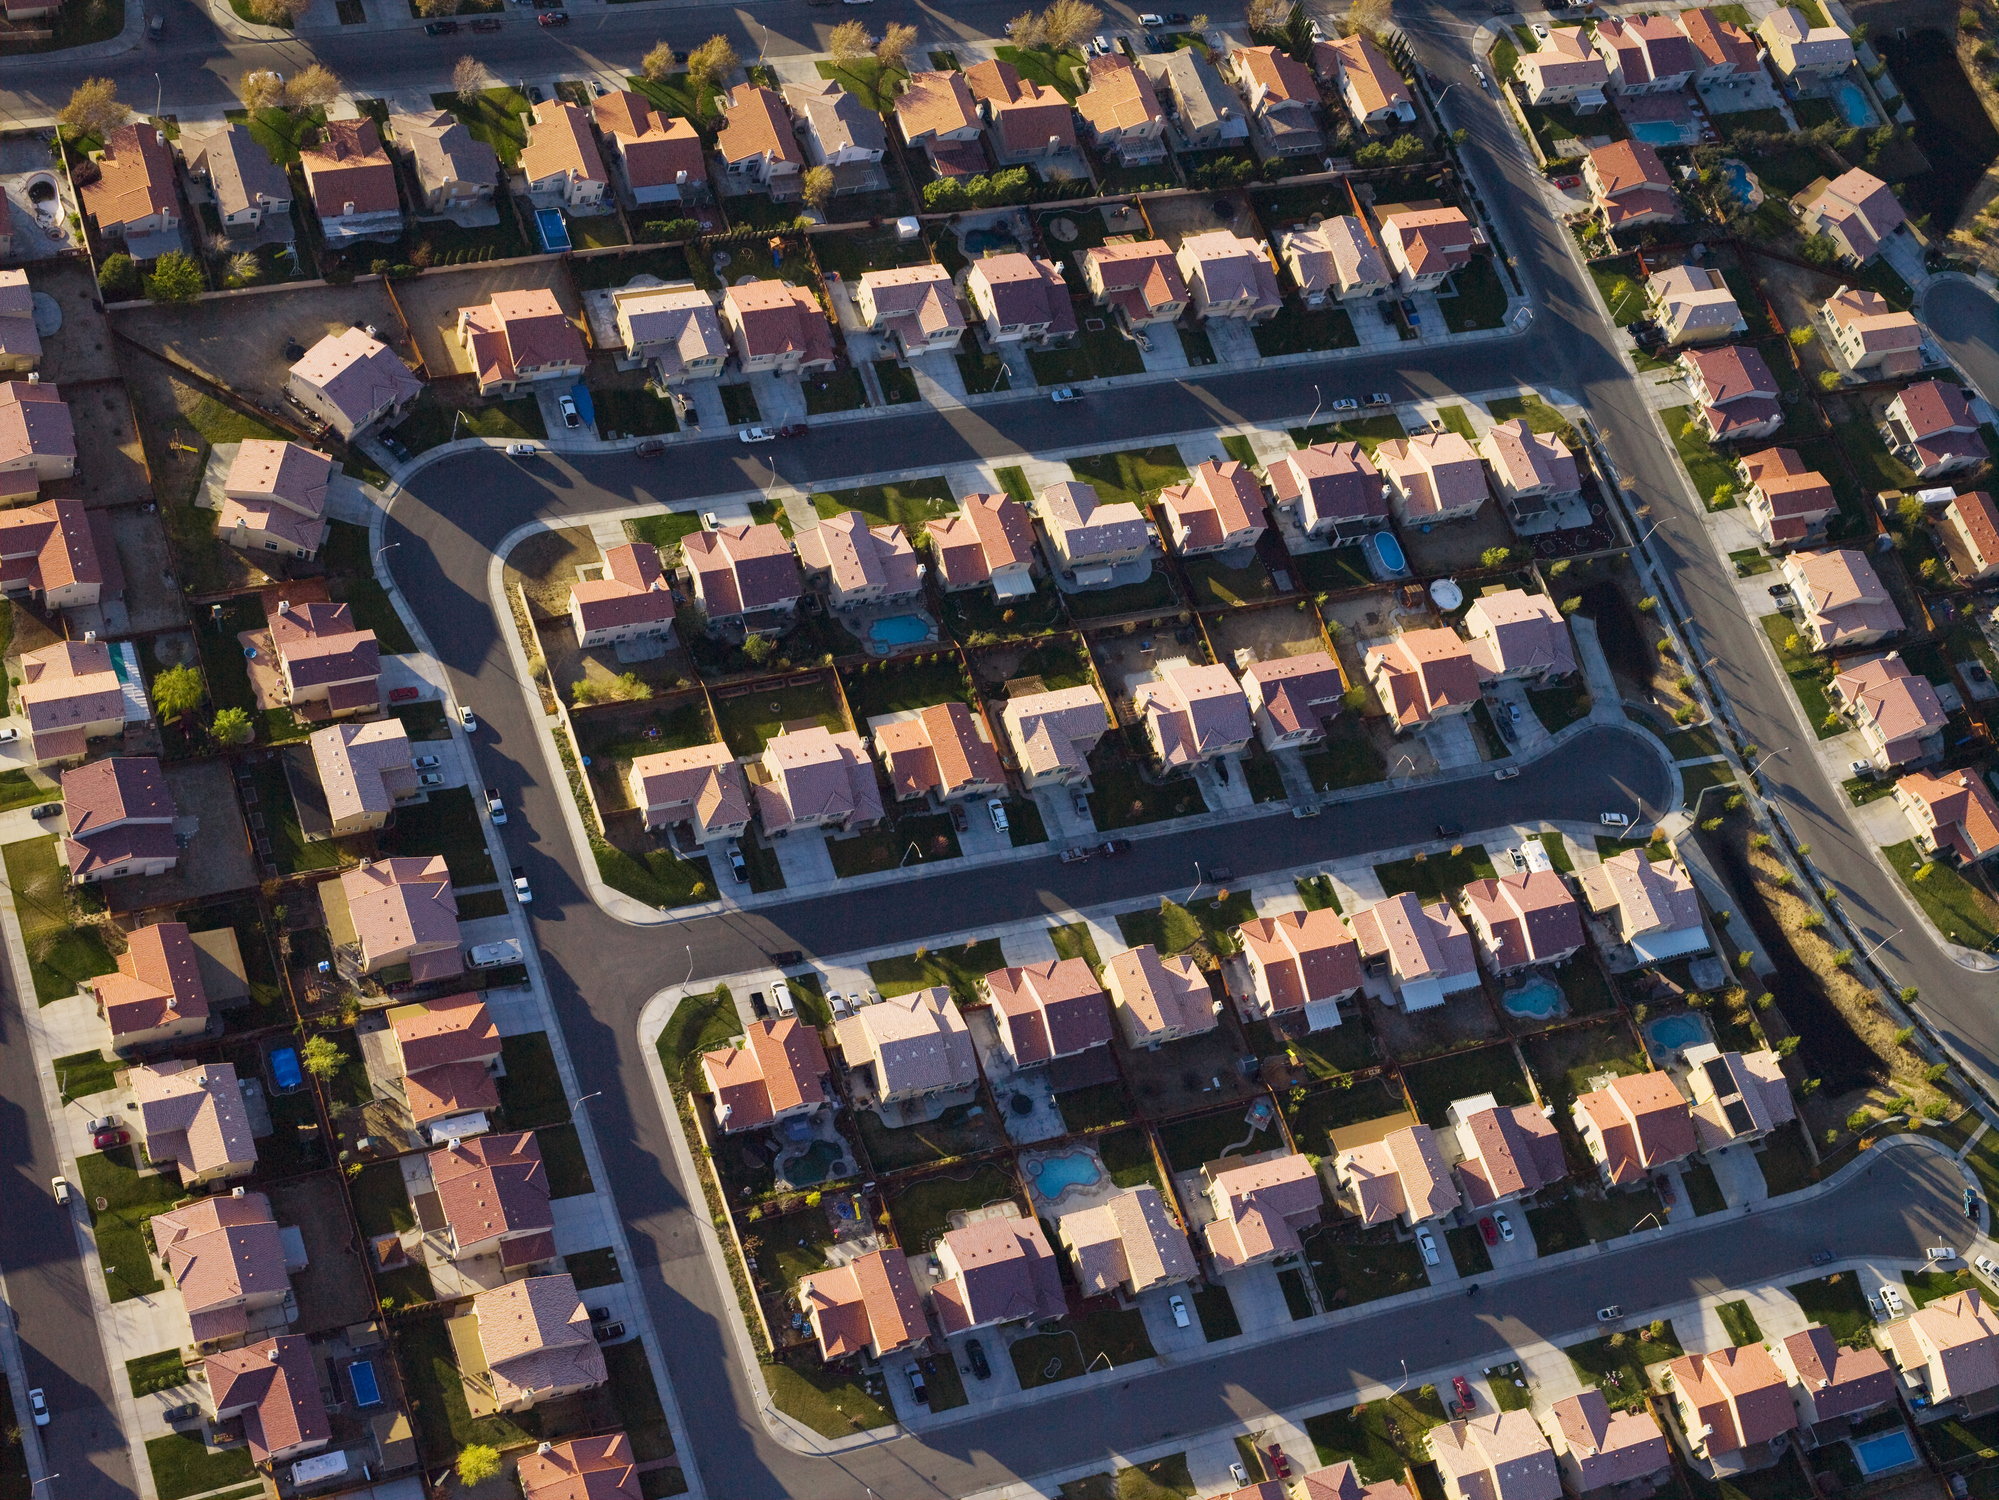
[93,1128,129,1149]
[1479,1216,1498,1246]
[1552,174,1581,189]
[776,424,810,438]
[1453,1376,1474,1412]
[1267,1446,1290,1480]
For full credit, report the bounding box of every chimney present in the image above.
[537,1443,552,1455]
[267,1347,281,1361]
[231,1185,244,1197]
[344,201,356,216]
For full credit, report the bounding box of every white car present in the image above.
[1415,1226,1439,1266]
[0,728,17,744]
[512,866,532,904]
[1929,1246,1959,1261]
[559,395,581,429]
[1169,1294,1190,1327]
[1882,1285,1906,1313]
[485,788,507,825]
[504,442,538,456]
[28,1388,46,1426]
[1494,767,1519,781]
[1494,1210,1514,1242]
[1139,11,1165,22]
[702,511,720,530]
[1050,387,1082,403]
[739,425,776,443]
[418,772,445,788]
[988,798,1010,833]
[774,988,796,1017]
[1596,1305,1623,1322]
[1976,1254,1998,1280]
[1330,397,1360,412]
[1600,812,1630,827]
[413,754,441,770]
[458,706,477,731]
[1089,32,1111,53]
[50,1176,69,1206]
[1532,22,1549,37]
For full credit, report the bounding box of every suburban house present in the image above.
[1037,479,1154,583]
[1896,768,1999,864]
[1241,652,1345,750]
[628,743,750,845]
[429,1131,554,1268]
[1740,446,1835,548]
[60,756,177,884]
[1463,589,1578,682]
[1105,944,1216,1048]
[1176,230,1282,324]
[1377,205,1479,291]
[1364,628,1482,728]
[1318,32,1416,125]
[1234,907,1363,1030]
[682,522,805,629]
[1797,167,1906,263]
[798,1248,927,1363]
[1663,1345,1798,1475]
[1001,684,1111,787]
[519,1438,642,1500]
[0,387,78,489]
[203,1337,328,1469]
[1760,6,1856,84]
[81,124,181,249]
[1159,459,1267,555]
[1944,491,1999,583]
[1268,440,1388,541]
[720,280,837,374]
[1276,217,1391,305]
[338,855,462,981]
[1082,240,1189,328]
[1681,346,1783,443]
[20,640,131,768]
[153,1192,293,1345]
[1204,1152,1324,1269]
[92,921,209,1050]
[389,993,502,1137]
[782,79,887,182]
[1075,54,1168,164]
[219,440,331,561]
[931,1212,1066,1332]
[521,100,608,212]
[569,541,676,648]
[131,1059,256,1186]
[1577,849,1710,960]
[1829,653,1947,769]
[714,84,804,195]
[869,700,1005,805]
[0,271,37,374]
[1593,13,1701,91]
[269,600,380,720]
[926,492,1038,598]
[1821,286,1923,377]
[964,252,1077,345]
[1135,661,1254,771]
[611,284,728,381]
[470,1274,607,1412]
[300,119,402,244]
[308,718,417,840]
[1426,1411,1562,1500]
[1335,1123,1460,1228]
[1450,1094,1566,1209]
[1349,891,1482,1010]
[699,1016,832,1134]
[287,327,422,440]
[1223,1466,1415,1500]
[1226,44,1324,157]
[1681,1042,1795,1152]
[592,91,707,206]
[1477,422,1581,525]
[1376,431,1489,525]
[795,510,922,609]
[965,58,1078,165]
[754,726,883,835]
[1884,381,1986,478]
[1780,548,1904,650]
[1680,6,1763,81]
[1138,49,1251,150]
[982,957,1114,1068]
[185,123,292,240]
[1648,265,1747,345]
[1572,1071,1697,1186]
[1514,26,1610,109]
[1584,139,1679,230]
[1460,870,1585,975]
[1540,1393,1671,1496]
[854,264,966,357]
[1056,1187,1196,1297]
[1773,1325,1895,1430]
[458,287,587,398]
[832,986,978,1105]
[388,110,499,218]
[1885,1289,1999,1408]
[893,71,988,179]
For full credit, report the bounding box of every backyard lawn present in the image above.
[1884,839,1999,951]
[711,676,848,756]
[395,1317,537,1461]
[348,1160,413,1238]
[854,1101,998,1172]
[1401,1045,1533,1129]
[1373,845,1497,904]
[1284,1076,1406,1154]
[1068,447,1191,510]
[886,1163,1018,1252]
[841,654,972,721]
[5,836,116,1005]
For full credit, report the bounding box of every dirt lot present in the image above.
[44,381,150,508]
[1363,986,1505,1061]
[1205,602,1333,667]
[103,760,257,916]
[267,1171,374,1334]
[1743,254,1835,369]
[536,615,700,707]
[28,260,121,384]
[1398,506,1526,580]
[111,280,404,404]
[508,527,602,619]
[1141,190,1254,251]
[101,510,186,634]
[394,260,586,379]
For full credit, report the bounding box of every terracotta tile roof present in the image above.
[723,279,836,364]
[1789,547,1903,643]
[93,921,208,1040]
[1822,285,1921,353]
[1463,869,1584,968]
[755,725,883,831]
[0,497,101,608]
[630,741,748,832]
[1379,207,1477,278]
[474,1273,607,1405]
[1234,43,1318,100]
[965,58,1077,154]
[1666,1344,1797,1454]
[714,83,802,171]
[1238,907,1361,1012]
[985,957,1113,1063]
[700,1016,829,1128]
[1085,239,1188,321]
[390,993,498,1073]
[519,1435,641,1500]
[1106,944,1215,1039]
[1206,1152,1324,1267]
[1683,345,1777,408]
[1831,653,1946,757]
[1427,1410,1561,1500]
[1950,492,1999,572]
[572,541,676,633]
[1366,627,1482,726]
[682,521,801,617]
[1337,1125,1457,1226]
[967,253,1077,335]
[430,1130,552,1250]
[1590,137,1671,195]
[341,855,459,966]
[1135,661,1253,767]
[300,118,399,218]
[872,700,1004,801]
[1576,1070,1696,1183]
[153,1191,287,1320]
[403,1058,499,1126]
[461,287,586,388]
[1546,1391,1669,1491]
[1002,684,1110,778]
[927,492,1035,587]
[1243,651,1345,740]
[521,100,608,186]
[204,1336,328,1464]
[1077,53,1165,134]
[1456,1101,1566,1207]
[1464,589,1577,680]
[934,1213,1065,1332]
[1679,8,1760,70]
[1268,440,1385,529]
[1058,1185,1195,1295]
[833,985,978,1097]
[1351,891,1479,989]
[800,1247,927,1359]
[1778,1323,1892,1421]
[1320,33,1408,113]
[1900,768,1999,860]
[594,91,707,190]
[20,640,126,765]
[81,124,178,232]
[1893,379,1975,440]
[795,509,923,598]
[132,1059,256,1184]
[895,70,982,141]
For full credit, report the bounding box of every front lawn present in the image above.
[1193,1284,1241,1340]
[146,1433,254,1500]
[1716,1298,1762,1346]
[1527,681,1592,733]
[827,812,961,878]
[1301,716,1388,791]
[1115,891,1256,964]
[1662,405,1743,508]
[1253,301,1359,356]
[813,56,908,112]
[1563,1319,1683,1410]
[126,1349,192,1397]
[5,836,115,1005]
[803,367,869,416]
[77,1147,184,1302]
[1067,446,1190,510]
[1304,1389,1450,1482]
[1443,255,1509,330]
[1758,613,1840,737]
[1786,1276,1867,1345]
[1884,839,1999,951]
[1588,257,1646,325]
[496,1032,571,1129]
[993,43,1088,99]
[868,938,1006,1006]
[1011,1305,1156,1388]
[429,87,532,165]
[1373,844,1496,904]
[55,1049,119,1102]
[766,1358,895,1436]
[1304,1231,1428,1310]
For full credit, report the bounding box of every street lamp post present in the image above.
[1745,745,1791,780]
[991,362,1011,393]
[571,1090,602,1110]
[1306,384,1323,429]
[1860,926,1903,961]
[682,944,694,989]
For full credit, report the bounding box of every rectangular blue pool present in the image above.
[269,1046,302,1091]
[1853,1430,1916,1475]
[535,208,572,253]
[348,1359,381,1407]
[1628,120,1687,146]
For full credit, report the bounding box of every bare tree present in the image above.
[1040,0,1102,49]
[412,0,455,17]
[874,20,918,68]
[1347,0,1391,37]
[1246,0,1291,31]
[828,19,871,61]
[452,54,487,97]
[238,70,287,113]
[640,40,678,81]
[685,34,740,96]
[800,165,835,214]
[58,78,128,140]
[245,0,311,24]
[1008,9,1046,46]
[286,62,341,110]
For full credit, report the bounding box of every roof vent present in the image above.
[232,1186,245,1197]
[537,1443,552,1455]
[268,1347,281,1361]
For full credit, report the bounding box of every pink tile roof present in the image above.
[682,522,802,617]
[204,1336,328,1464]
[799,1248,926,1361]
[1003,685,1110,778]
[61,755,175,878]
[795,510,923,598]
[0,496,101,600]
[1238,908,1361,1012]
[1337,1125,1457,1227]
[572,542,676,633]
[1085,239,1188,322]
[755,725,884,831]
[1683,346,1777,407]
[93,922,207,1040]
[1206,1152,1325,1266]
[1464,589,1577,679]
[132,1059,255,1184]
[968,253,1078,335]
[1666,1344,1797,1454]
[153,1191,288,1321]
[1427,1410,1562,1500]
[392,993,499,1073]
[927,492,1037,586]
[934,1214,1065,1332]
[1106,944,1215,1038]
[1480,420,1579,499]
[341,855,459,966]
[474,1273,608,1404]
[1805,168,1905,259]
[629,741,749,832]
[1950,491,1999,573]
[1899,768,1999,861]
[1059,1185,1195,1295]
[1366,628,1482,727]
[271,599,378,691]
[986,957,1114,1063]
[1823,285,1921,356]
[1889,1289,1999,1398]
[834,986,979,1098]
[1267,441,1385,529]
[1159,459,1266,549]
[1547,1391,1669,1491]
[1379,207,1476,277]
[519,1435,642,1500]
[430,1131,552,1248]
[1244,652,1345,739]
[1462,869,1584,968]
[462,287,587,387]
[1377,431,1487,519]
[1577,1071,1696,1183]
[1456,1102,1567,1207]
[1891,379,1974,439]
[1350,891,1478,987]
[1782,1324,1894,1418]
[700,1016,829,1128]
[1790,548,1903,644]
[1136,661,1252,766]
[0,381,74,471]
[1831,653,1946,757]
[724,279,837,365]
[18,640,122,763]
[873,700,1004,801]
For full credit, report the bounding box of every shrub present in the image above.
[98,252,140,299]
[145,251,204,304]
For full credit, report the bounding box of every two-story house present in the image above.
[1829,653,1947,769]
[389,111,499,218]
[855,264,966,357]
[714,84,803,197]
[720,279,837,375]
[1268,440,1388,542]
[520,100,608,213]
[1241,652,1345,750]
[1681,345,1783,443]
[300,119,401,245]
[1157,458,1266,555]
[219,439,331,561]
[628,742,751,846]
[1175,230,1281,323]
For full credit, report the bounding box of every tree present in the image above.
[1800,232,1837,265]
[239,69,287,112]
[146,252,204,304]
[641,40,678,82]
[875,21,918,69]
[923,177,969,210]
[97,253,139,300]
[1817,369,1842,391]
[286,63,341,109]
[1348,0,1392,37]
[1246,0,1291,32]
[60,78,128,140]
[1386,131,1424,163]
[800,165,835,215]
[457,1446,502,1488]
[247,0,312,26]
[152,663,205,721]
[452,55,488,97]
[685,35,739,96]
[1479,546,1512,569]
[299,1034,343,1081]
[1008,9,1046,46]
[221,251,259,288]
[211,707,253,745]
[1775,1035,1800,1057]
[1040,0,1103,49]
[1789,325,1816,347]
[742,634,773,665]
[828,19,871,61]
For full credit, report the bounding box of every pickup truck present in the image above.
[484,787,507,825]
[1059,847,1092,863]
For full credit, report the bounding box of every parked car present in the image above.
[1505,701,1520,723]
[1600,811,1630,827]
[1206,864,1233,882]
[163,1402,200,1424]
[513,865,532,904]
[505,441,537,456]
[1494,1210,1514,1242]
[1229,1467,1248,1487]
[470,15,501,28]
[905,1364,927,1404]
[1977,1254,1999,1279]
[1494,766,1518,781]
[739,425,776,443]
[0,728,17,744]
[1169,1294,1190,1327]
[424,19,457,32]
[92,1128,129,1149]
[1073,789,1090,817]
[749,989,768,1018]
[1596,1305,1623,1322]
[1882,1285,1906,1313]
[1139,10,1165,22]
[951,802,968,833]
[1267,1446,1290,1480]
[458,706,477,730]
[593,1320,624,1340]
[588,1306,611,1323]
[1166,9,1190,19]
[29,802,59,819]
[1089,32,1112,53]
[988,798,1009,832]
[776,423,809,438]
[1479,1216,1497,1246]
[537,9,568,22]
[1452,1375,1474,1411]
[1100,838,1132,855]
[1930,1245,1959,1260]
[1415,1226,1439,1266]
[1292,803,1322,818]
[774,987,796,1017]
[1050,387,1083,403]
[966,1339,991,1379]
[771,949,803,966]
[1060,847,1092,863]
[50,1177,69,1206]
[1850,760,1874,778]
[1367,392,1392,407]
[413,755,441,770]
[28,1389,46,1426]
[418,772,445,788]
[1967,1187,1981,1221]
[559,395,581,429]
[485,788,507,824]
[1330,396,1360,413]
[1655,1173,1675,1205]
[1812,1247,1837,1266]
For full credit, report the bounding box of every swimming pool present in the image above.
[785,1140,847,1185]
[1027,1150,1103,1200]
[1833,80,1875,127]
[1371,530,1407,575]
[1853,1429,1917,1475]
[1628,120,1685,146]
[868,614,931,645]
[534,208,572,253]
[1502,977,1563,1019]
[1720,159,1763,209]
[1645,1014,1707,1055]
[270,1046,302,1092]
[348,1359,381,1408]
[963,228,1018,254]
